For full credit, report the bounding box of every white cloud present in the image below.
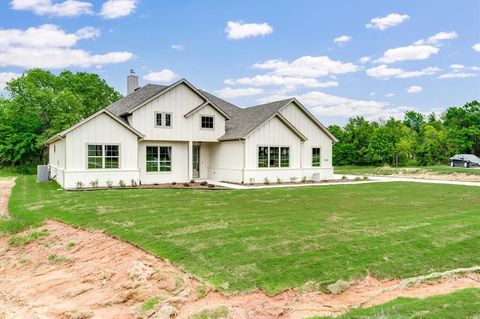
[377,45,439,64]
[406,85,423,93]
[359,56,371,64]
[143,69,178,83]
[253,56,358,78]
[414,31,458,45]
[171,44,185,51]
[438,72,476,79]
[472,66,480,71]
[224,75,338,89]
[10,0,93,16]
[225,21,273,40]
[450,64,464,69]
[0,24,132,68]
[334,35,352,45]
[473,43,480,52]
[366,13,410,30]
[100,0,137,19]
[369,92,376,96]
[0,72,20,91]
[385,93,395,97]
[215,87,264,99]
[366,65,439,79]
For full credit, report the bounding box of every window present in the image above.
[258,146,290,168]
[146,146,172,172]
[155,112,172,128]
[201,115,214,129]
[312,147,321,167]
[87,144,119,169]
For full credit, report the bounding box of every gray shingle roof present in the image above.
[103,80,335,141]
[107,84,168,116]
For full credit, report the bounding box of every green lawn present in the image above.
[335,165,480,177]
[3,176,480,294]
[314,288,480,319]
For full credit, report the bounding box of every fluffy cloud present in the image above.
[414,31,458,45]
[406,85,423,93]
[10,0,93,16]
[366,65,439,79]
[171,44,185,51]
[143,69,178,83]
[253,56,358,78]
[377,45,439,64]
[473,43,480,52]
[359,56,371,64]
[215,87,264,99]
[0,24,132,68]
[225,21,273,40]
[100,0,137,19]
[438,72,476,79]
[385,93,395,97]
[0,72,20,91]
[450,64,464,69]
[224,75,338,89]
[334,35,352,44]
[366,13,410,30]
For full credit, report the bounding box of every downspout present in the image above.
[241,138,245,184]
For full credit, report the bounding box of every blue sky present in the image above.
[1,0,479,125]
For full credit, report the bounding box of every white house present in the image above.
[46,74,337,189]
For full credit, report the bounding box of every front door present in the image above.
[192,145,200,178]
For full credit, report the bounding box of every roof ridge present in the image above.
[244,97,294,110]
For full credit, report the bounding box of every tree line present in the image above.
[0,69,478,170]
[328,100,480,166]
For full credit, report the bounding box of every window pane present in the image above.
[258,147,268,167]
[105,145,119,157]
[105,157,119,169]
[88,157,102,169]
[201,116,214,129]
[269,147,279,167]
[146,161,158,172]
[159,161,171,172]
[159,147,172,172]
[156,113,162,126]
[312,148,321,167]
[146,146,158,161]
[280,147,289,167]
[88,145,102,156]
[165,113,171,127]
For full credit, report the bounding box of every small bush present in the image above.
[131,179,138,187]
[355,176,362,181]
[200,181,208,186]
[276,177,282,184]
[341,175,348,180]
[89,179,99,188]
[190,179,195,184]
[290,176,298,183]
[119,180,126,187]
[362,176,369,180]
[264,177,270,185]
[172,181,177,185]
[183,183,190,187]
[106,180,113,188]
[249,178,255,185]
[207,184,215,188]
[75,181,84,189]
[301,176,307,183]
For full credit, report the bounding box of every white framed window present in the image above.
[146,146,172,172]
[258,146,290,168]
[201,115,214,129]
[312,147,321,167]
[155,112,172,128]
[87,144,119,169]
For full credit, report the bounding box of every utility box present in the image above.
[311,173,321,182]
[37,165,50,182]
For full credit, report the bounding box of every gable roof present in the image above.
[45,109,144,145]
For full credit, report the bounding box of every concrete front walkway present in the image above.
[207,175,480,190]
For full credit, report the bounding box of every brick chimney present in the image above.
[127,69,139,95]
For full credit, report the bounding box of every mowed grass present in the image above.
[335,165,480,177]
[314,288,480,319]
[4,176,480,294]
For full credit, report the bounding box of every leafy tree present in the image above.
[0,69,121,166]
[442,100,480,155]
[403,111,425,134]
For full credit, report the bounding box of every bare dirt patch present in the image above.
[392,172,480,182]
[0,221,479,319]
[0,178,16,218]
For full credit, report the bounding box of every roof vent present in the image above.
[127,69,139,95]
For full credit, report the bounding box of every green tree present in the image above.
[0,69,121,166]
[442,101,480,155]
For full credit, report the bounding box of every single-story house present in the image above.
[46,73,337,189]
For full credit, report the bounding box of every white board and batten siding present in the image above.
[48,139,66,186]
[208,141,244,182]
[62,113,140,189]
[130,83,226,142]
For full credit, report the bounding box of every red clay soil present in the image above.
[0,179,479,319]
